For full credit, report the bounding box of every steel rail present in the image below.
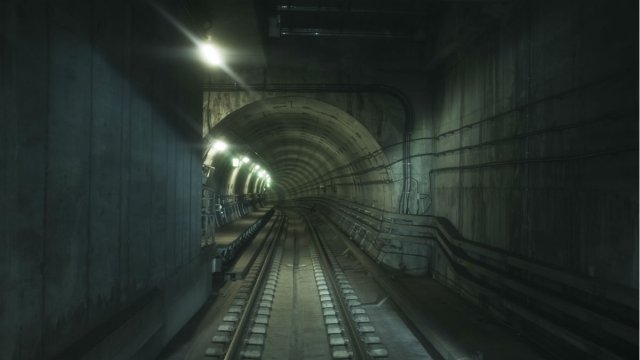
[223,212,288,360]
[304,214,373,360]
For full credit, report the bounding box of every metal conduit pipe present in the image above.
[428,147,638,176]
[284,112,637,194]
[275,4,429,16]
[202,82,416,214]
[433,67,634,140]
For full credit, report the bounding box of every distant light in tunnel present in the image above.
[241,156,250,164]
[199,41,223,66]
[232,158,240,167]
[212,140,228,152]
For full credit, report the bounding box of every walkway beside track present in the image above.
[215,207,271,247]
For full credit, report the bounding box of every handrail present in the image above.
[217,209,275,265]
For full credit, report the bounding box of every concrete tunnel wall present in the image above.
[1,1,207,359]
[202,40,437,215]
[204,96,397,211]
[201,0,639,289]
[203,1,639,291]
[1,0,637,359]
[200,2,638,355]
[430,1,638,289]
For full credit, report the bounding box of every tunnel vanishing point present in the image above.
[1,0,638,359]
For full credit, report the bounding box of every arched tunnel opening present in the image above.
[2,1,637,360]
[203,96,395,210]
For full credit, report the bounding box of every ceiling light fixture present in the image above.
[212,140,228,152]
[199,40,223,66]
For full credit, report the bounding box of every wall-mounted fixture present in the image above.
[202,164,215,184]
[199,38,223,66]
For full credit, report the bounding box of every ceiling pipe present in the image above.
[279,28,412,39]
[275,5,429,15]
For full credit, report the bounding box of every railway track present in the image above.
[203,209,429,360]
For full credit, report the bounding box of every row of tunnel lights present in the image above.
[211,140,272,188]
[149,3,268,186]
[200,40,271,188]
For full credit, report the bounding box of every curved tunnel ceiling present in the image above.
[207,96,392,202]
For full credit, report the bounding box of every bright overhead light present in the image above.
[241,156,250,164]
[212,140,227,152]
[254,164,261,170]
[199,41,222,66]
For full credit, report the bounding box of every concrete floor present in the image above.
[260,217,331,360]
[161,211,438,360]
[311,213,551,360]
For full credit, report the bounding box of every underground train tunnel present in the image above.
[1,0,638,359]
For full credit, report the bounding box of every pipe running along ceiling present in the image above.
[205,96,392,205]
